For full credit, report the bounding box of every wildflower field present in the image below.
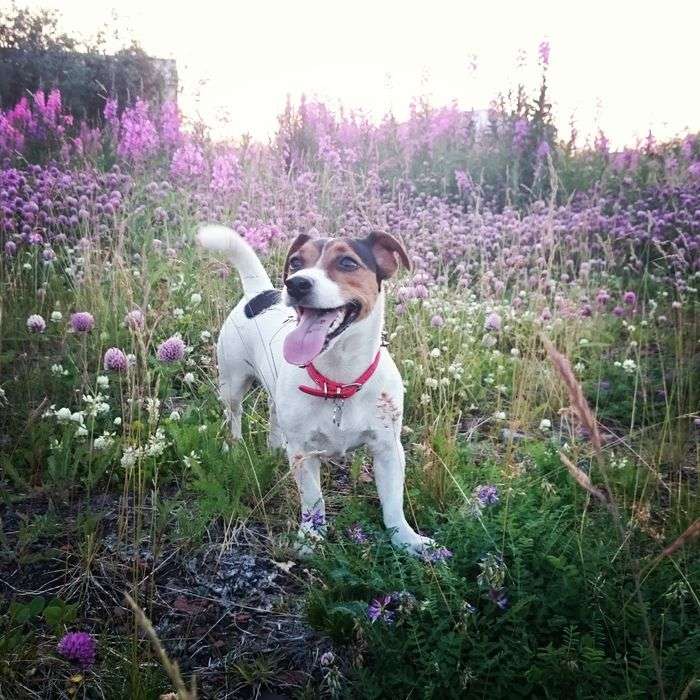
[1,49,699,699]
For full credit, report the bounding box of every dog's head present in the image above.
[281,233,410,366]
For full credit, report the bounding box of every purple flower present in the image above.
[420,545,453,564]
[488,588,510,610]
[430,314,444,328]
[474,484,499,506]
[623,291,637,306]
[346,523,369,544]
[301,510,325,531]
[103,347,128,372]
[612,306,625,317]
[124,309,145,330]
[596,290,611,306]
[4,240,17,256]
[57,631,96,668]
[484,312,502,332]
[70,312,95,333]
[367,595,394,624]
[536,141,551,160]
[26,314,46,333]
[156,335,185,363]
[538,40,550,66]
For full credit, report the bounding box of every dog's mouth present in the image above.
[283,301,361,366]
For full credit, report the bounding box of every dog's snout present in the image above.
[285,275,313,300]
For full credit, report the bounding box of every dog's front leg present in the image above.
[289,449,326,554]
[371,439,435,555]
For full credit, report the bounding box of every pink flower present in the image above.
[156,335,185,363]
[26,314,46,333]
[124,309,145,330]
[484,312,502,332]
[70,312,95,333]
[103,348,128,372]
[430,314,444,328]
[57,631,96,668]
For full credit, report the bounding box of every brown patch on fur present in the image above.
[283,234,323,280]
[319,239,381,320]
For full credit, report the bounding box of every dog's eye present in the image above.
[337,256,359,272]
[288,256,303,272]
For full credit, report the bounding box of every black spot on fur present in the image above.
[244,289,281,318]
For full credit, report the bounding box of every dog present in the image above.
[197,225,435,555]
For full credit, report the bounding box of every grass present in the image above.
[1,109,699,698]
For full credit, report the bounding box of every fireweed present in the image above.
[1,61,698,699]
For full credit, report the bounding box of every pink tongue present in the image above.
[283,308,339,366]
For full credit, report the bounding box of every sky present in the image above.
[19,0,700,147]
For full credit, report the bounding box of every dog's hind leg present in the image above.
[219,373,253,440]
[267,398,286,450]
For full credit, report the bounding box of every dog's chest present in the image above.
[280,396,380,457]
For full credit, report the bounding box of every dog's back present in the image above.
[197,226,293,431]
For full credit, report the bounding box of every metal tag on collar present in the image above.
[332,398,344,429]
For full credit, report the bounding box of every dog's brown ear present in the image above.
[369,232,411,281]
[282,233,311,280]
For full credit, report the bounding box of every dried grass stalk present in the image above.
[124,592,198,700]
[659,519,700,560]
[558,451,613,513]
[542,337,602,453]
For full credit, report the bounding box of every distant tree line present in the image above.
[0,4,175,121]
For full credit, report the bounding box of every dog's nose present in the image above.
[285,276,313,300]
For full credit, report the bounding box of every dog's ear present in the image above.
[282,233,311,280]
[368,232,411,281]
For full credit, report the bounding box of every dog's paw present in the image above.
[391,532,436,557]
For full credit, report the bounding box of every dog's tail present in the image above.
[196,225,273,297]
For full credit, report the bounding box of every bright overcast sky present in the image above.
[21,0,700,147]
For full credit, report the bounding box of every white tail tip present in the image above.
[196,224,240,252]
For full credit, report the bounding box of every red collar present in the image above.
[299,350,381,399]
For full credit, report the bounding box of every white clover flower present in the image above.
[50,311,63,322]
[145,428,168,457]
[539,418,552,431]
[493,411,506,421]
[574,362,585,373]
[96,375,109,389]
[199,355,211,365]
[75,425,89,438]
[579,338,589,346]
[183,372,195,384]
[440,377,450,386]
[198,425,207,433]
[127,353,137,367]
[510,348,520,357]
[190,292,202,305]
[173,308,185,319]
[430,348,441,358]
[93,432,115,451]
[420,393,431,405]
[113,417,122,426]
[121,446,140,469]
[145,397,161,420]
[403,359,415,368]
[51,364,65,376]
[183,450,200,468]
[200,330,211,342]
[56,407,72,421]
[169,410,181,421]
[622,359,637,374]
[426,378,439,389]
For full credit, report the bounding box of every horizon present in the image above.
[16,0,700,147]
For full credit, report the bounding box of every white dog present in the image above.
[197,225,434,555]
